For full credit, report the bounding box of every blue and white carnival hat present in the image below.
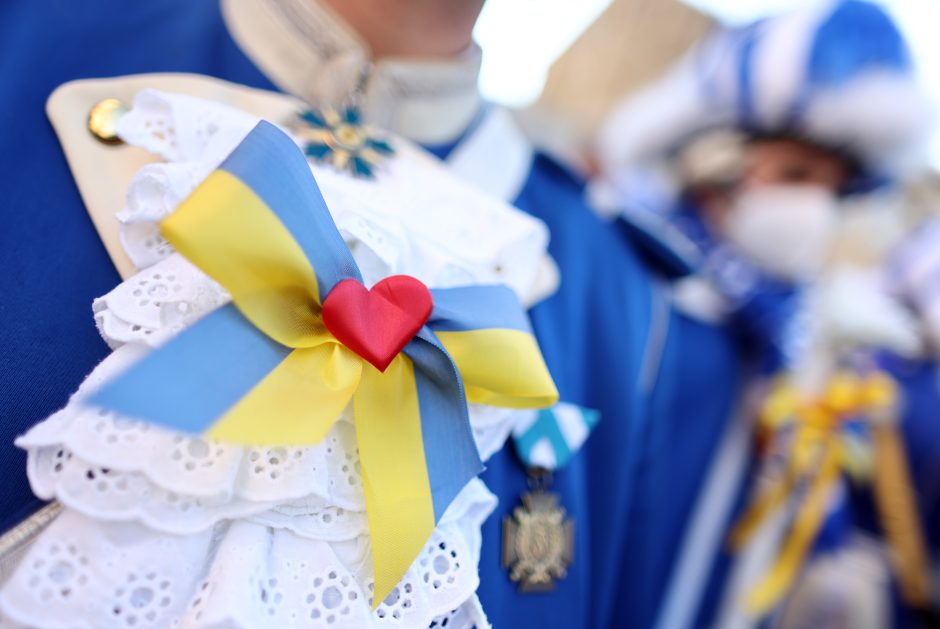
[596,0,933,195]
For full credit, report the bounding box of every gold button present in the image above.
[87,98,128,145]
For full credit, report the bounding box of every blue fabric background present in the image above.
[0,0,276,533]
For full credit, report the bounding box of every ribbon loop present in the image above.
[163,168,322,348]
[217,122,363,300]
[163,121,363,349]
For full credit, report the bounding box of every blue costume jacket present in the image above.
[475,156,654,627]
[464,157,743,627]
[613,202,940,628]
[0,0,277,534]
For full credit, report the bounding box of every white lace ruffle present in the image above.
[93,255,227,349]
[116,164,208,270]
[0,479,493,629]
[3,87,543,626]
[114,90,262,271]
[16,342,512,536]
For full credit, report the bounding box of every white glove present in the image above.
[814,266,923,358]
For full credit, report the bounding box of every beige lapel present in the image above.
[48,73,559,306]
[46,73,302,279]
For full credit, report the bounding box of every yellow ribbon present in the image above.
[355,355,436,603]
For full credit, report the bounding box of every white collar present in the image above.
[221,0,483,146]
[445,107,561,306]
[446,107,533,204]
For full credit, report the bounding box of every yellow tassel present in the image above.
[871,422,934,608]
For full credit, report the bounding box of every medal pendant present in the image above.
[502,477,574,592]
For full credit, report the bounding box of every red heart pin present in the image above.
[322,275,433,372]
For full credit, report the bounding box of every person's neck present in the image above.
[321,0,484,60]
[222,0,485,145]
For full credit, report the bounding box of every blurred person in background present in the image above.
[591,1,940,627]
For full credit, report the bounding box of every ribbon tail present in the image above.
[354,354,437,609]
[209,342,362,445]
[744,445,841,617]
[407,329,484,518]
[91,304,291,434]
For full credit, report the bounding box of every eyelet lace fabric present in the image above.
[17,344,507,535]
[0,493,491,629]
[0,88,550,628]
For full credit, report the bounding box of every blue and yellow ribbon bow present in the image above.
[92,121,558,605]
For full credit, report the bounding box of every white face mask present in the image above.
[724,184,840,283]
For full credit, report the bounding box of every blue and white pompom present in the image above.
[597,0,934,194]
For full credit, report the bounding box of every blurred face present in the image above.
[700,138,852,283]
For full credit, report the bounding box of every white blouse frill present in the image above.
[0,89,552,629]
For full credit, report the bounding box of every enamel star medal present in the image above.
[503,404,598,591]
[295,105,394,178]
[502,468,574,592]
